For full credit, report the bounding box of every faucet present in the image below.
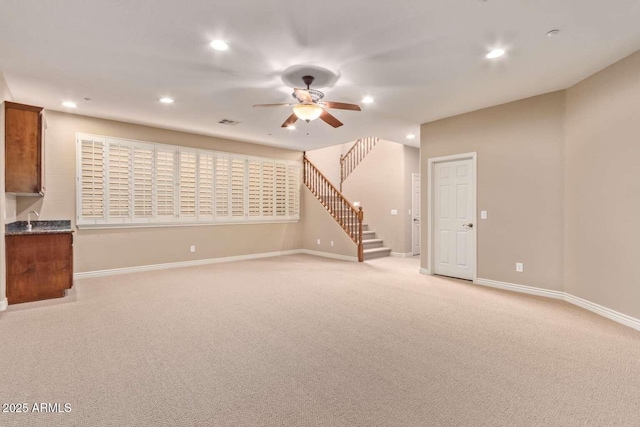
[27,211,39,231]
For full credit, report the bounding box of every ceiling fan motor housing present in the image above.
[292,88,324,103]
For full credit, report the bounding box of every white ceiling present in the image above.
[1,0,640,150]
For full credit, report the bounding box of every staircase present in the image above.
[321,203,392,261]
[361,223,392,260]
[304,156,365,262]
[304,154,391,262]
[340,137,390,260]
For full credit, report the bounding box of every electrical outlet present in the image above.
[481,211,488,219]
[190,245,196,253]
[331,241,334,247]
[317,239,321,245]
[516,262,523,272]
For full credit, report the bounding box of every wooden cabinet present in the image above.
[4,101,45,195]
[6,233,73,304]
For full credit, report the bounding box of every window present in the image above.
[76,133,300,228]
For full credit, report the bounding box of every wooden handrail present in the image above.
[340,137,378,191]
[303,155,364,262]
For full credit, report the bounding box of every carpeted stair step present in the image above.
[363,238,384,249]
[363,247,392,260]
[362,230,376,240]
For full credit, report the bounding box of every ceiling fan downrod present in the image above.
[302,75,315,89]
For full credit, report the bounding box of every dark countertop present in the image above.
[5,220,73,236]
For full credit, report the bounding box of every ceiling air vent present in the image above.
[218,119,241,126]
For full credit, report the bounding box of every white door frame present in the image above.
[426,152,477,280]
[411,173,420,256]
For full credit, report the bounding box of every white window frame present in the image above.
[76,133,301,229]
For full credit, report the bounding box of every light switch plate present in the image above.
[481,211,488,219]
[391,209,398,216]
[516,262,524,272]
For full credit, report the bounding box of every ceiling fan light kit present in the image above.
[253,74,361,128]
[293,103,323,122]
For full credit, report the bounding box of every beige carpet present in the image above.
[0,255,638,426]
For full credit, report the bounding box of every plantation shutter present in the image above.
[132,144,154,219]
[179,150,197,220]
[231,157,246,218]
[275,162,287,217]
[79,136,105,222]
[262,161,274,218]
[287,164,300,217]
[247,159,262,218]
[77,133,300,226]
[107,141,131,220]
[215,156,230,218]
[198,152,214,220]
[156,147,176,219]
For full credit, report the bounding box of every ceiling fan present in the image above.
[253,75,361,128]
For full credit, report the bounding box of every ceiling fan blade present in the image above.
[319,110,343,128]
[281,113,299,128]
[320,101,361,111]
[253,103,297,108]
[293,88,312,103]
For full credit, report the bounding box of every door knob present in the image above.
[463,223,473,228]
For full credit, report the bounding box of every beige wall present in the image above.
[420,92,566,291]
[0,72,14,307]
[15,111,304,273]
[565,50,640,318]
[305,142,351,188]
[300,187,357,258]
[342,140,419,254]
[419,49,640,322]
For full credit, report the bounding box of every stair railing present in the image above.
[304,155,364,262]
[339,137,379,191]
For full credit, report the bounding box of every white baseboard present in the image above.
[74,250,302,279]
[474,278,565,300]
[0,298,7,312]
[474,277,640,332]
[390,252,414,258]
[74,249,357,279]
[298,249,358,262]
[564,293,640,332]
[419,268,431,275]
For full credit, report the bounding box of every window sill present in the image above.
[76,218,300,230]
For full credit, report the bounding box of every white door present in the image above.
[434,159,475,280]
[412,173,420,256]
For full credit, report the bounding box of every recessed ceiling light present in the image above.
[362,96,374,104]
[486,48,505,59]
[159,97,174,104]
[407,134,416,140]
[210,40,229,51]
[547,29,560,37]
[62,101,77,108]
[287,125,296,130]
